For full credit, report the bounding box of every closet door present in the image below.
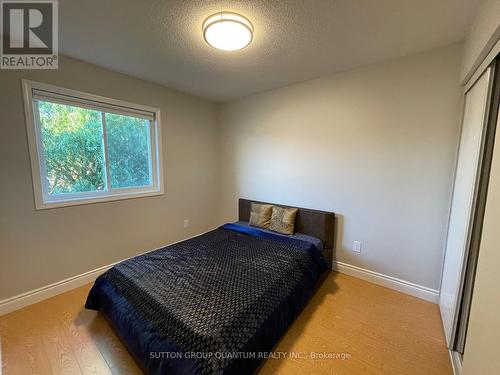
[439,68,492,346]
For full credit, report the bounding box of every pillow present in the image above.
[269,206,298,235]
[249,203,273,229]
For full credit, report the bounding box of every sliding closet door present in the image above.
[439,68,492,346]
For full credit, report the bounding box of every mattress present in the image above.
[85,223,327,374]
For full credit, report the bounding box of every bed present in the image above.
[85,198,335,374]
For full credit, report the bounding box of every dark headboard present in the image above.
[238,198,335,250]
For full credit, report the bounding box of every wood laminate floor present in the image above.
[0,272,452,374]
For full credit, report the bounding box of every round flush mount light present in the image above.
[203,12,253,51]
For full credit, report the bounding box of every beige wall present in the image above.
[218,45,463,290]
[0,56,219,300]
[461,0,500,82]
[461,106,500,374]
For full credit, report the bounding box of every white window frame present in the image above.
[22,79,164,209]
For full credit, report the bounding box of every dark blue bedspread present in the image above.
[86,224,327,374]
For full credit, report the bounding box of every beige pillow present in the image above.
[249,203,273,229]
[269,206,298,235]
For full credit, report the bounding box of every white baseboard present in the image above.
[0,230,213,316]
[0,234,440,316]
[0,265,112,316]
[333,261,440,303]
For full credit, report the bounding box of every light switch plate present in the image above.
[352,240,362,253]
[183,219,189,228]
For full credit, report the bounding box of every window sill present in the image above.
[35,189,164,210]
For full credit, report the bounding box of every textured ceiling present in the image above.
[60,0,480,102]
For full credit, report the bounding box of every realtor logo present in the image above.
[1,0,58,69]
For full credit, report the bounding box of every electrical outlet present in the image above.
[183,219,189,228]
[352,240,362,253]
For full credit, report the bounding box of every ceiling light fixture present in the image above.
[203,12,253,51]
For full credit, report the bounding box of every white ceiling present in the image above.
[60,0,480,102]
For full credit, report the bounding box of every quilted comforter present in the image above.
[85,223,327,374]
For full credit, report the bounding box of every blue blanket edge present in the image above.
[222,223,328,272]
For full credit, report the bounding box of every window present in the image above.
[22,80,163,209]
